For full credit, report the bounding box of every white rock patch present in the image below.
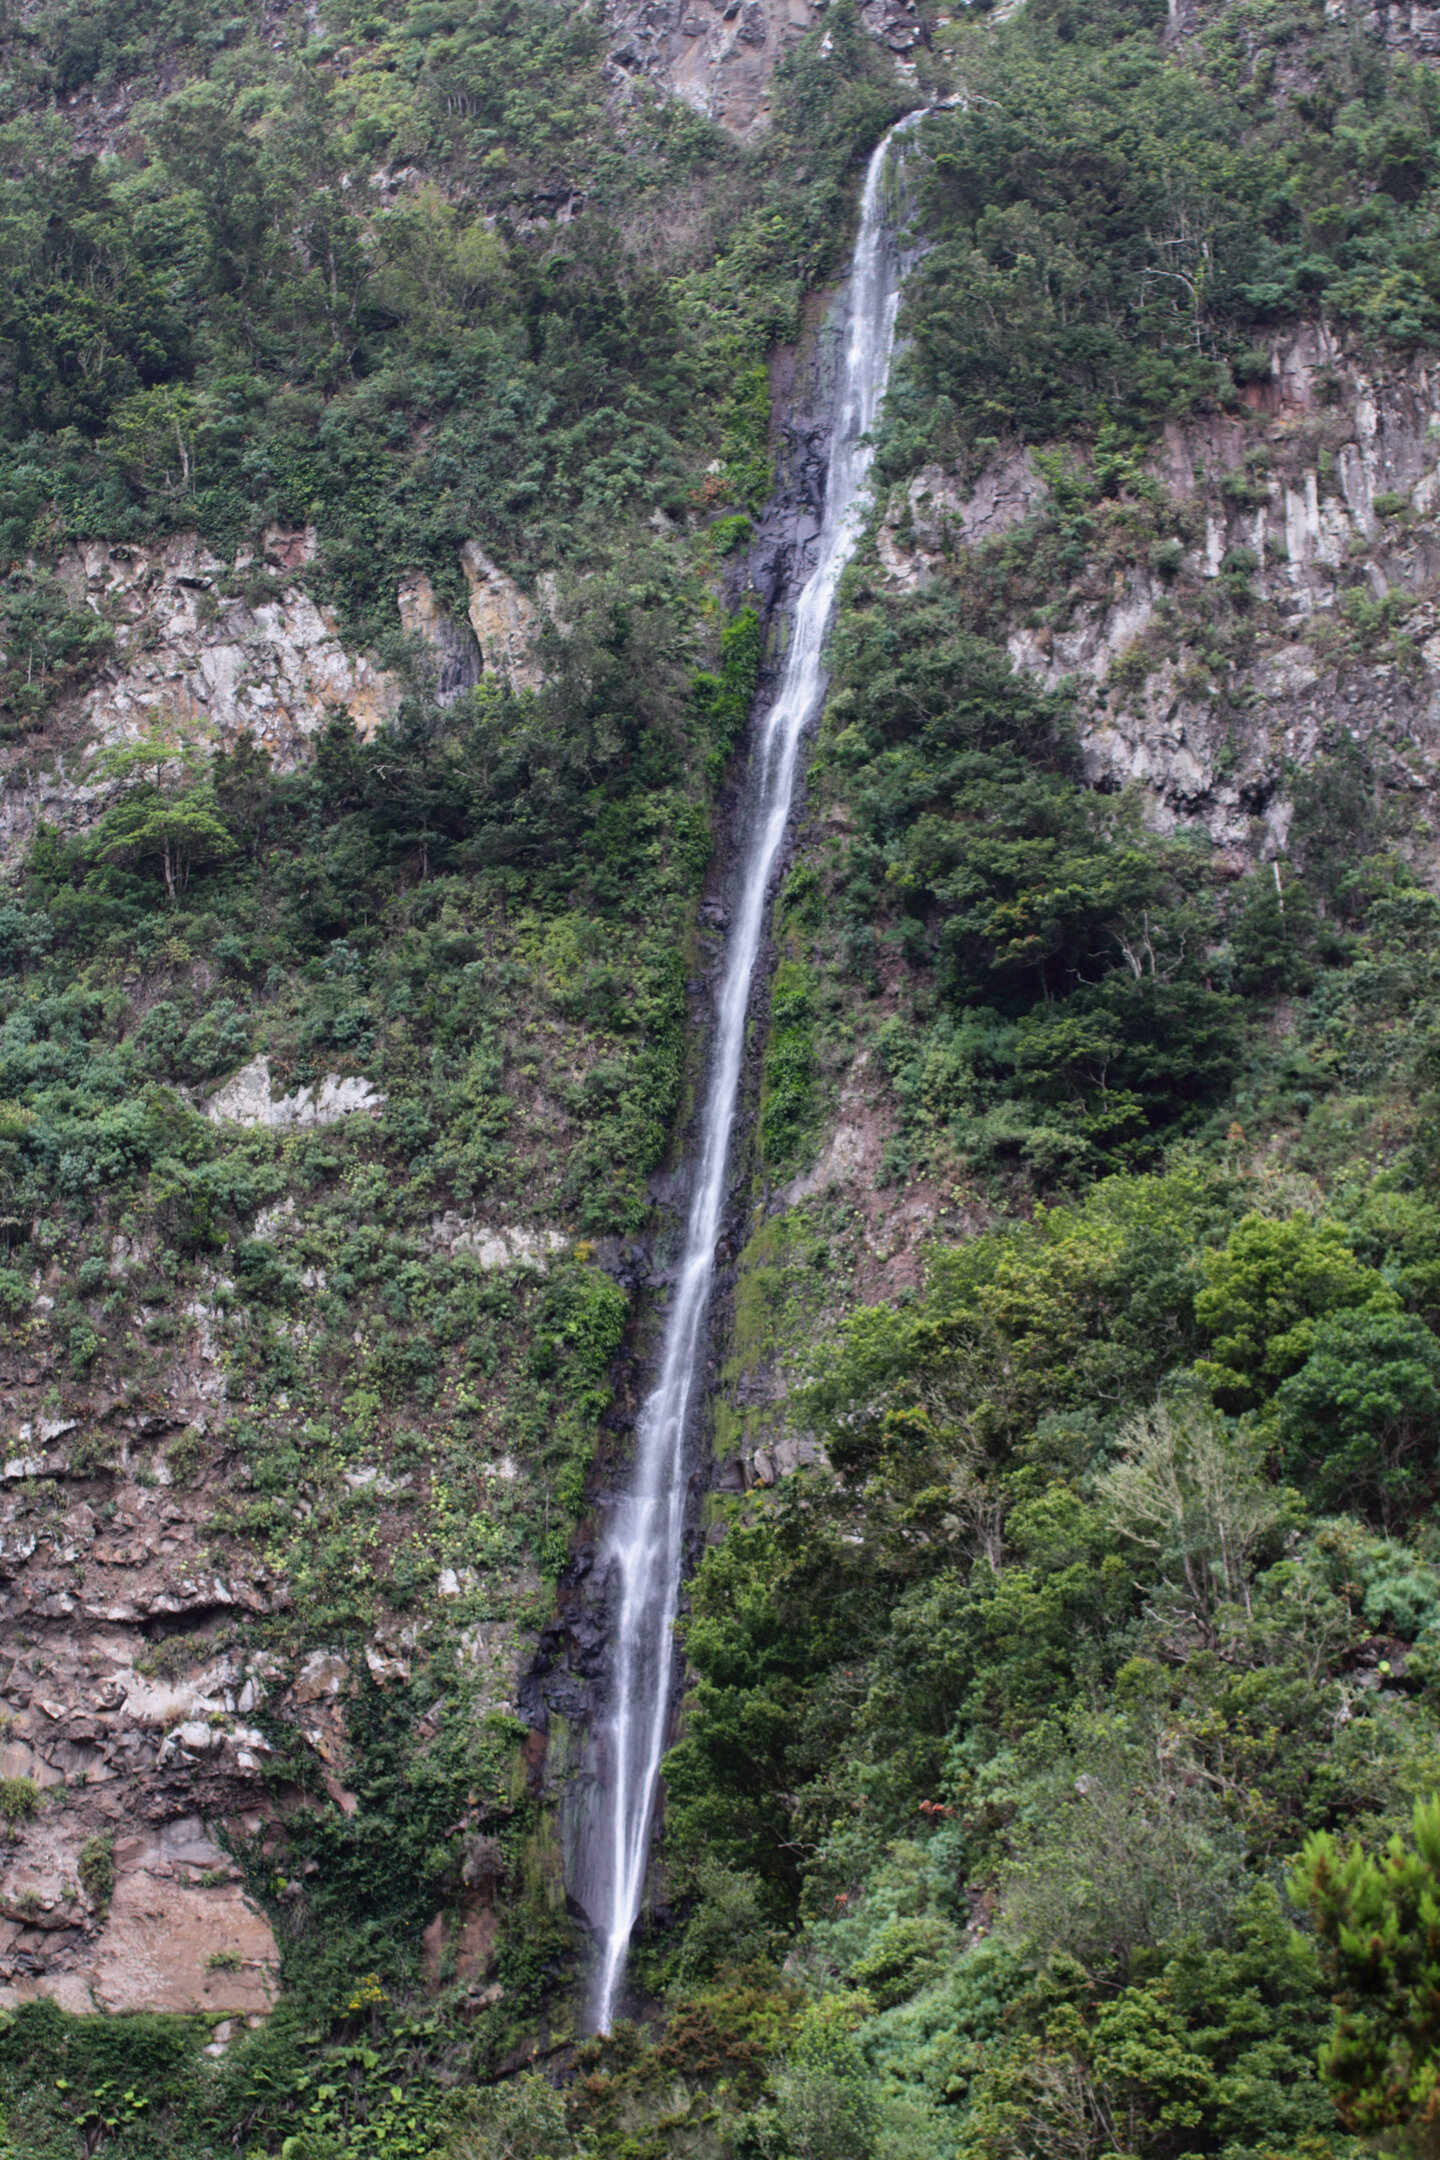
[428,1213,567,1269]
[205,1055,385,1129]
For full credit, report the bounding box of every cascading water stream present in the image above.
[586,113,920,2036]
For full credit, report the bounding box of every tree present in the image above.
[446,2070,576,2159]
[1291,1795,1440,2149]
[1194,1213,1396,1412]
[743,1996,880,2160]
[89,733,236,902]
[372,186,512,339]
[100,384,205,496]
[1095,1400,1281,1646]
[1276,1306,1440,1523]
[956,1885,1335,2160]
[1003,1715,1250,1979]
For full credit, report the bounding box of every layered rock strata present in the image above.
[877,330,1440,865]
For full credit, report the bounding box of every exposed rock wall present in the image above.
[878,329,1440,865]
[459,542,544,694]
[0,1400,528,2013]
[0,1411,286,2013]
[601,0,922,136]
[1326,0,1440,59]
[398,572,484,704]
[0,1115,572,2018]
[0,533,541,867]
[59,532,402,763]
[203,1056,387,1131]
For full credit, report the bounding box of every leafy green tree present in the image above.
[1095,1400,1282,1646]
[445,2070,576,2159]
[372,186,512,340]
[88,734,236,903]
[675,1859,785,1990]
[741,1996,881,2160]
[1194,1213,1397,1412]
[1227,864,1320,999]
[1276,1306,1440,1523]
[848,1914,958,2011]
[1291,1795,1440,2146]
[100,383,206,496]
[1339,1188,1440,1328]
[954,1885,1337,2160]
[1003,1716,1249,1981]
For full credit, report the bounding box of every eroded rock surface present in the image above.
[203,1056,387,1131]
[603,0,822,135]
[1324,0,1440,59]
[398,572,484,703]
[0,1412,442,2012]
[60,534,402,764]
[0,1422,285,2011]
[876,450,1047,585]
[878,330,1440,861]
[427,1216,568,1269]
[459,542,543,694]
[0,533,541,867]
[601,0,922,136]
[0,1805,278,2018]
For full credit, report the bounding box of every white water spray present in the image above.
[587,115,919,2035]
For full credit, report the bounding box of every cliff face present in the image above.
[707,321,1440,1504]
[1341,0,1440,60]
[0,518,602,2023]
[12,312,1440,2029]
[602,0,922,133]
[0,1208,563,2019]
[0,539,536,866]
[10,0,1440,2142]
[879,328,1440,873]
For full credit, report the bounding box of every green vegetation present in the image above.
[651,1155,1440,2155]
[77,1832,116,1910]
[1294,1797,1440,2143]
[818,600,1243,1184]
[0,1778,41,1829]
[11,0,1440,2152]
[604,4,1440,2150]
[0,3,908,2152]
[890,0,1440,459]
[0,0,902,649]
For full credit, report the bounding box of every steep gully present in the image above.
[561,113,923,2034]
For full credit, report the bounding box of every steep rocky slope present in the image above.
[12,0,1440,2152]
[602,0,924,135]
[888,330,1440,859]
[9,16,1440,2036]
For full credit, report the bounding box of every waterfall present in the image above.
[585,112,920,2036]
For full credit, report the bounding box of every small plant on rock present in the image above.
[79,1831,116,1910]
[0,1776,41,1829]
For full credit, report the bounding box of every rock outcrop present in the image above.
[426,1216,569,1269]
[59,533,403,765]
[459,542,544,694]
[0,532,542,868]
[1321,0,1440,59]
[0,1420,286,2013]
[0,1803,279,2019]
[876,449,1047,585]
[605,0,823,135]
[203,1056,387,1131]
[878,329,1440,865]
[601,0,922,136]
[398,572,484,704]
